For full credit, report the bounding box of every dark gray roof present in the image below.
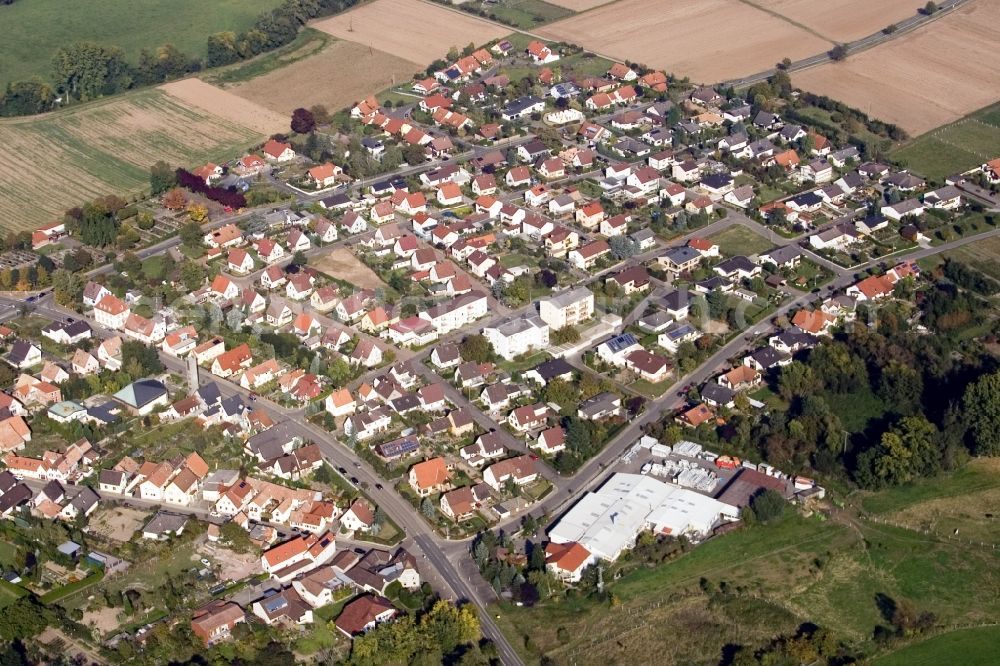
[144,511,188,536]
[662,289,692,311]
[761,245,802,265]
[662,246,701,266]
[701,173,733,189]
[7,340,36,364]
[750,347,789,369]
[0,485,31,514]
[715,255,757,275]
[528,358,574,382]
[701,383,735,405]
[197,382,223,406]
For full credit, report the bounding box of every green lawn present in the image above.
[481,0,574,29]
[891,102,1000,182]
[708,225,774,257]
[630,378,673,398]
[872,626,1000,666]
[0,541,18,567]
[0,580,27,610]
[787,258,834,290]
[0,0,286,88]
[822,386,886,433]
[499,253,541,269]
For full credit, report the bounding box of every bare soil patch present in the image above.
[754,0,920,43]
[198,542,260,582]
[81,607,123,636]
[161,78,289,134]
[232,41,421,116]
[312,0,508,66]
[313,246,386,291]
[538,0,829,83]
[89,506,148,542]
[793,0,1000,136]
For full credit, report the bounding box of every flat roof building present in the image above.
[548,473,739,561]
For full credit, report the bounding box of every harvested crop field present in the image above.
[793,0,1000,136]
[312,0,509,66]
[313,247,386,291]
[231,41,421,116]
[161,78,288,134]
[0,89,264,231]
[538,0,830,83]
[753,0,920,43]
[546,0,615,10]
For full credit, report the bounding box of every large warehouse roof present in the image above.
[548,473,739,560]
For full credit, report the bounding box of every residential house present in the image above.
[483,455,538,491]
[408,457,450,497]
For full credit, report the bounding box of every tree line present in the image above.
[206,0,361,67]
[0,41,201,116]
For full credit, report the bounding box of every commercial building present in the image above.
[548,473,739,561]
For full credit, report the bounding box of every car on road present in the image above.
[248,392,257,401]
[353,462,360,468]
[338,467,346,474]
[349,477,359,485]
[375,483,383,490]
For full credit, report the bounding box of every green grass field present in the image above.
[891,102,1000,182]
[709,224,774,257]
[0,541,18,566]
[495,506,1000,664]
[483,0,574,29]
[822,386,887,434]
[0,0,285,89]
[873,626,1000,666]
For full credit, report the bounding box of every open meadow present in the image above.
[0,89,266,231]
[230,40,421,116]
[890,102,1000,182]
[496,500,1000,664]
[311,0,509,66]
[872,626,1000,666]
[537,0,829,83]
[861,457,1000,544]
[708,225,774,257]
[793,0,1000,136]
[0,0,285,89]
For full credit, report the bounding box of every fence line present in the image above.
[860,514,998,550]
